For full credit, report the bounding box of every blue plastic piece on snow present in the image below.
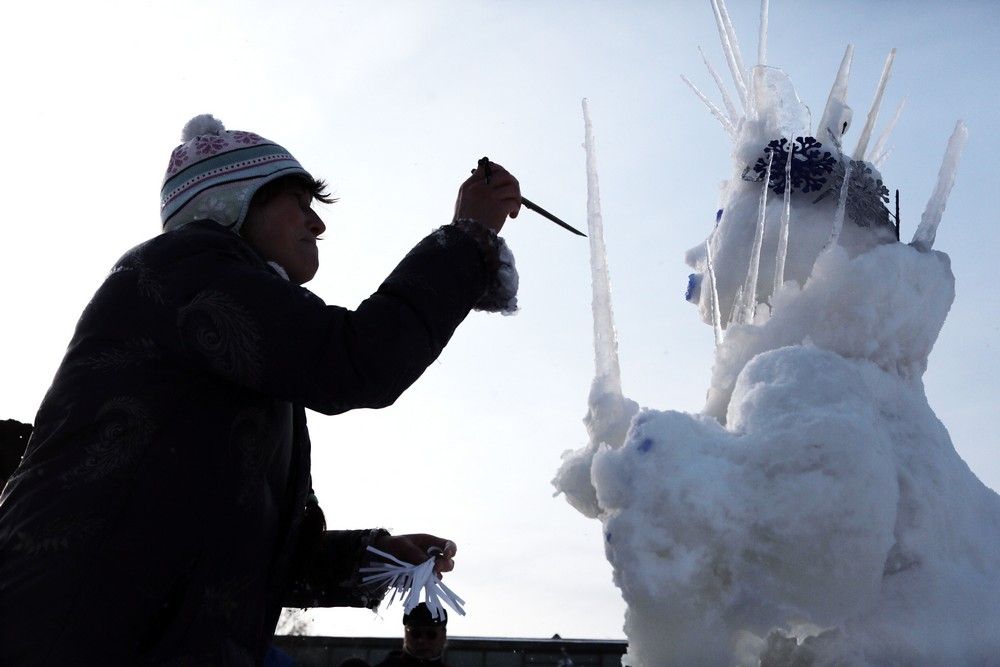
[686,273,702,303]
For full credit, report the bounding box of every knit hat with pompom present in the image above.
[160,114,312,233]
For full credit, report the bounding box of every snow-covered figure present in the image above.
[0,115,519,664]
[554,4,998,665]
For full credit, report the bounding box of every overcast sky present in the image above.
[2,0,998,640]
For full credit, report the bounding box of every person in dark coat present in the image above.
[376,603,451,667]
[0,419,32,485]
[0,114,520,665]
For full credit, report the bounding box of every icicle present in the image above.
[869,96,907,165]
[912,121,968,251]
[582,99,622,395]
[710,0,749,110]
[822,159,854,253]
[699,46,740,123]
[758,0,769,67]
[817,45,854,142]
[706,235,724,344]
[852,48,896,160]
[681,75,738,139]
[729,284,745,327]
[773,137,794,296]
[737,152,773,325]
[873,147,894,169]
[716,0,749,86]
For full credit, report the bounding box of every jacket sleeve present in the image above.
[156,223,505,414]
[279,491,388,608]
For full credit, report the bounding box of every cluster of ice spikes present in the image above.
[680,0,968,344]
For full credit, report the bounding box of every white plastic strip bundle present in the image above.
[360,547,466,621]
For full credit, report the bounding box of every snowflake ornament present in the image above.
[817,159,893,229]
[743,136,837,194]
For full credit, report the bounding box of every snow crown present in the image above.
[160,114,312,233]
[682,37,967,336]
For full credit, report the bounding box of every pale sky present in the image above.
[1,0,998,640]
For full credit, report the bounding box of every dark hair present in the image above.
[251,173,337,208]
[403,602,447,627]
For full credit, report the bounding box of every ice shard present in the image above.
[758,0,770,67]
[912,121,969,251]
[716,0,748,82]
[824,156,853,253]
[817,44,854,142]
[710,0,749,110]
[699,46,739,123]
[706,235,724,345]
[728,284,745,328]
[550,101,639,520]
[681,75,738,139]
[752,66,810,139]
[772,138,794,295]
[870,96,907,166]
[582,98,622,397]
[852,48,896,160]
[737,151,773,324]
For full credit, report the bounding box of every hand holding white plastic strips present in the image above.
[361,546,466,621]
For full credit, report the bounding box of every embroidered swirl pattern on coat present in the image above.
[83,337,162,372]
[62,396,153,487]
[8,511,107,555]
[178,290,264,390]
[110,253,167,305]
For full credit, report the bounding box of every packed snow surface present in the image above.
[554,7,997,664]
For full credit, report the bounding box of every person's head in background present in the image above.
[403,603,447,662]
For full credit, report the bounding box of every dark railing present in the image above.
[273,635,627,667]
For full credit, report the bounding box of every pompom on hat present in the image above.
[160,114,312,233]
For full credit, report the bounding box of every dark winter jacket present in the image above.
[376,649,450,667]
[0,420,32,485]
[0,220,509,665]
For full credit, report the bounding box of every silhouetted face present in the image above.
[241,182,326,284]
[404,624,446,661]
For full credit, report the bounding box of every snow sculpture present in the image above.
[554,2,998,665]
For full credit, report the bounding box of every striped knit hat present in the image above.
[160,114,311,232]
